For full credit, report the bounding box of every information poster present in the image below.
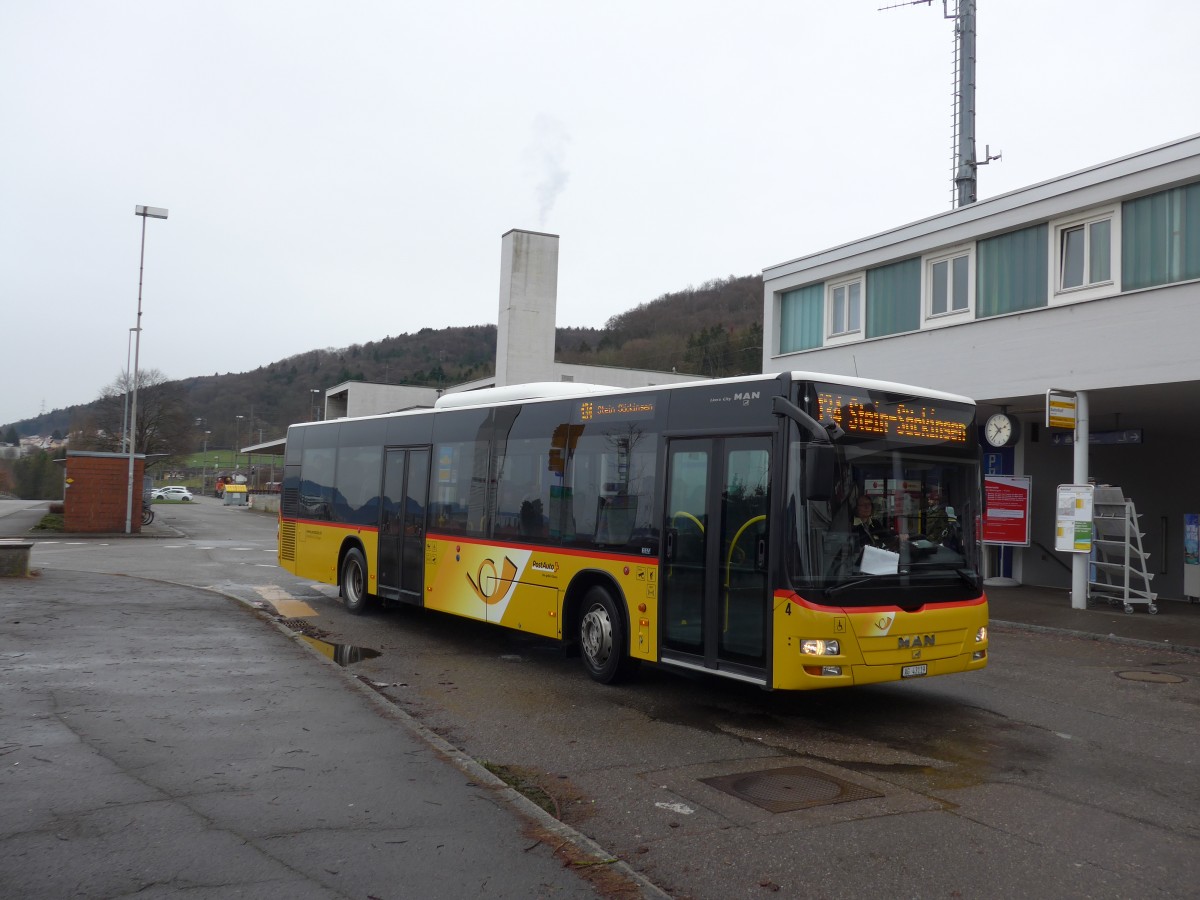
[1055,484,1095,553]
[1185,514,1200,600]
[983,475,1031,546]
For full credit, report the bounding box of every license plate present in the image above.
[902,664,928,678]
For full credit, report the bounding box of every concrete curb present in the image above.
[990,617,1200,655]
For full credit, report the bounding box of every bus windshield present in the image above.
[784,424,983,606]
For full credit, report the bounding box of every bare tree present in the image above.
[75,369,192,458]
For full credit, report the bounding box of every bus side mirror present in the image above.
[805,445,836,501]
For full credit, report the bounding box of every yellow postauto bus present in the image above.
[278,372,988,690]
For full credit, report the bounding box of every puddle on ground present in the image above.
[298,634,382,666]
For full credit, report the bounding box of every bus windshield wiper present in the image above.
[824,576,879,597]
[905,564,980,590]
[955,568,981,589]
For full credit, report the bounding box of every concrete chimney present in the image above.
[495,229,558,387]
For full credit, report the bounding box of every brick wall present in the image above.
[64,454,145,533]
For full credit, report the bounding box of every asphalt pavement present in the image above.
[0,502,656,898]
[2,499,1200,899]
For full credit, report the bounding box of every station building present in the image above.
[760,134,1200,599]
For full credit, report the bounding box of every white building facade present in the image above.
[762,135,1200,599]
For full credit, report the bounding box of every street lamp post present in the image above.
[235,415,245,471]
[202,430,211,490]
[121,326,138,453]
[125,205,168,534]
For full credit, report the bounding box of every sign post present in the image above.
[1046,389,1077,431]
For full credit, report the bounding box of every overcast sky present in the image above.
[2,1,1197,429]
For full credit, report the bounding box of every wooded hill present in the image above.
[8,274,764,454]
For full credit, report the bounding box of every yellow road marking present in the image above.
[254,584,318,618]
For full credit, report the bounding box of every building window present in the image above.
[1122,182,1200,290]
[924,248,973,322]
[977,224,1048,318]
[827,275,863,340]
[1052,208,1117,302]
[778,283,823,353]
[866,258,921,338]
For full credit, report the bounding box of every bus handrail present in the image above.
[670,511,704,533]
[724,514,766,633]
[724,515,766,590]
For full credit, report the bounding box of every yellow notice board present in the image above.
[1055,484,1095,553]
[1046,389,1077,430]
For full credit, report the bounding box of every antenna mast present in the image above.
[880,0,1000,207]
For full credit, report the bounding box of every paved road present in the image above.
[0,500,655,899]
[5,497,1200,898]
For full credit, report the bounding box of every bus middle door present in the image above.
[378,447,430,604]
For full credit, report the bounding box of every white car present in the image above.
[152,486,193,502]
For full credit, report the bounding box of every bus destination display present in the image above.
[815,388,970,444]
[579,398,656,422]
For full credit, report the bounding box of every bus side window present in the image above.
[430,443,481,536]
[578,430,657,552]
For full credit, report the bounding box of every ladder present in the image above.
[1089,486,1158,614]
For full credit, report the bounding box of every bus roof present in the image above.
[286,372,975,432]
[434,382,617,409]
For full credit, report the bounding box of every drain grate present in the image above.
[700,765,882,813]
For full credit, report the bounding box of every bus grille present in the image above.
[282,487,299,518]
[279,522,296,561]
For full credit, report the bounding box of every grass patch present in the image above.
[32,514,64,532]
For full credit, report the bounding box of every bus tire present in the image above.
[579,586,637,684]
[340,547,371,614]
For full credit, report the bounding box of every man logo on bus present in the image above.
[733,391,760,405]
[467,555,519,605]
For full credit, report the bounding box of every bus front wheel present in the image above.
[340,548,371,614]
[579,587,636,684]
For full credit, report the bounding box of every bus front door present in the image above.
[378,448,430,604]
[663,436,770,678]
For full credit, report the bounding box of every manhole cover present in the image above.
[700,765,882,813]
[1116,670,1186,684]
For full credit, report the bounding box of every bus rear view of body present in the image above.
[277,372,988,691]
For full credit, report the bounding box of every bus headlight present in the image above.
[975,626,988,643]
[800,639,840,656]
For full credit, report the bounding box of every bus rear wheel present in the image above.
[340,548,371,614]
[579,587,637,684]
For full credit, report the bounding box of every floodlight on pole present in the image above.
[125,205,168,534]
